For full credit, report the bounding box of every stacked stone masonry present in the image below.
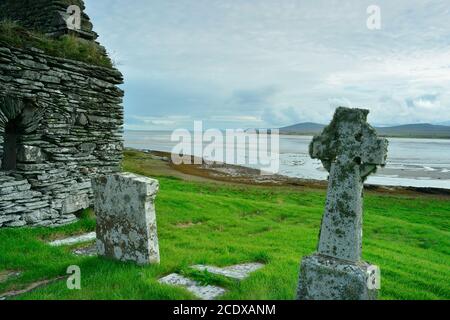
[0,0,97,39]
[0,44,124,227]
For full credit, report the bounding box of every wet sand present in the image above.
[131,149,450,197]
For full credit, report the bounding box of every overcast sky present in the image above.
[85,0,450,130]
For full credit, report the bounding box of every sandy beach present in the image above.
[130,149,450,197]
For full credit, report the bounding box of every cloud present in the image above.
[407,94,440,110]
[328,98,352,109]
[84,0,450,129]
[210,115,263,123]
[226,86,278,111]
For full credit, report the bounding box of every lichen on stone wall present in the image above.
[0,42,123,228]
[0,0,123,228]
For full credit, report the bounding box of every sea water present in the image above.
[124,131,450,189]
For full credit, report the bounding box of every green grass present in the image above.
[0,20,113,68]
[0,151,449,300]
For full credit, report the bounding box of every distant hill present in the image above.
[279,122,450,139]
[279,122,325,135]
[375,124,450,138]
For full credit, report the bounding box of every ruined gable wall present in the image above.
[0,44,124,227]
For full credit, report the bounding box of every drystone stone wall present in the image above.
[0,0,97,39]
[0,44,123,227]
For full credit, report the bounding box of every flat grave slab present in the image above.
[0,270,21,283]
[158,262,265,299]
[48,232,96,247]
[191,262,264,280]
[158,273,226,300]
[72,243,97,257]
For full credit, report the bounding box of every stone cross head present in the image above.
[309,107,388,179]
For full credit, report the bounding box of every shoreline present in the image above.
[127,148,450,197]
[125,129,450,140]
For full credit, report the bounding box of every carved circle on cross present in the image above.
[309,107,388,179]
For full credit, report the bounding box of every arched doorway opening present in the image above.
[0,96,41,171]
[2,117,20,170]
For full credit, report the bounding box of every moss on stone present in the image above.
[0,20,113,68]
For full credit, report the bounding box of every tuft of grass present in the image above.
[0,19,113,68]
[251,252,272,264]
[181,268,235,288]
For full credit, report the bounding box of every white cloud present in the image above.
[85,0,450,128]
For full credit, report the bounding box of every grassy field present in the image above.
[0,151,449,300]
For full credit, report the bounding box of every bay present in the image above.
[125,130,450,189]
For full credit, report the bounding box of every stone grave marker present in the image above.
[297,107,388,300]
[92,172,160,265]
[158,262,265,300]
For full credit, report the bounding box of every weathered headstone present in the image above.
[297,107,388,300]
[92,172,160,265]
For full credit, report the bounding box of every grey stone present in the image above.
[49,232,96,246]
[72,243,97,257]
[159,262,265,299]
[79,142,96,153]
[24,208,51,224]
[76,113,89,126]
[191,263,265,280]
[0,0,98,40]
[297,254,379,300]
[158,273,226,300]
[4,220,26,227]
[310,107,388,261]
[0,48,12,55]
[297,107,387,300]
[92,172,160,265]
[40,75,60,84]
[51,214,77,227]
[0,190,42,202]
[0,215,21,224]
[0,179,29,188]
[61,193,89,214]
[17,145,45,163]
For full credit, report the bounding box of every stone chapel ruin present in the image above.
[0,0,123,227]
